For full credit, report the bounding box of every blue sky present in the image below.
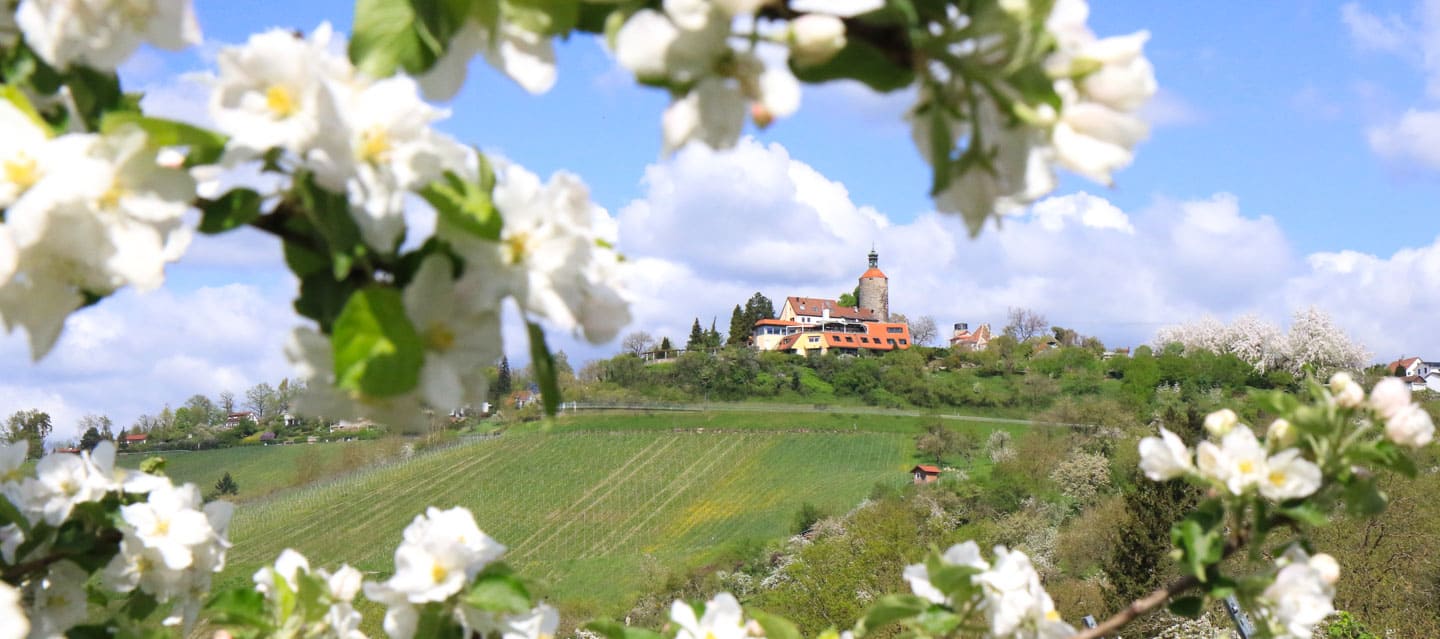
[8,1,1440,438]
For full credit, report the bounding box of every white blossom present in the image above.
[0,581,27,639]
[1328,372,1364,408]
[0,129,195,359]
[903,540,989,604]
[403,256,502,411]
[1138,426,1194,481]
[210,24,351,157]
[367,507,504,605]
[671,593,749,639]
[791,0,884,17]
[1258,449,1322,501]
[789,14,846,67]
[254,548,311,596]
[1196,425,1267,495]
[1203,409,1238,438]
[0,98,50,210]
[319,565,366,639]
[29,561,88,638]
[1258,547,1336,639]
[1369,377,1410,420]
[1384,404,1435,449]
[21,447,111,525]
[1267,418,1297,449]
[418,20,556,101]
[120,481,214,570]
[15,0,200,70]
[973,546,1074,638]
[0,523,23,565]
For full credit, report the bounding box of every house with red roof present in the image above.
[949,322,992,351]
[121,433,147,447]
[754,249,912,356]
[1387,357,1440,392]
[911,465,941,484]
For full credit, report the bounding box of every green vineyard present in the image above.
[216,428,913,611]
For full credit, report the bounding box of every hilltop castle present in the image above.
[751,249,911,356]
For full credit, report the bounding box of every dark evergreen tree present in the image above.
[686,318,705,349]
[707,318,723,348]
[1102,404,1202,617]
[658,336,673,351]
[728,305,750,346]
[79,427,103,451]
[213,471,239,497]
[743,292,775,322]
[496,356,513,395]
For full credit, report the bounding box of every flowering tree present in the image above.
[0,1,1432,639]
[1155,308,1369,376]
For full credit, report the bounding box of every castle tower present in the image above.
[857,248,889,322]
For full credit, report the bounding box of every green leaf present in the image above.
[62,66,124,130]
[526,321,561,416]
[199,189,263,235]
[504,0,579,36]
[912,608,962,635]
[65,625,113,639]
[205,588,268,629]
[749,610,801,639]
[293,172,369,268]
[791,40,915,93]
[139,457,166,475]
[0,86,50,131]
[420,166,502,241]
[332,287,424,397]
[463,573,532,615]
[99,113,228,165]
[350,0,436,77]
[1167,595,1205,618]
[1342,477,1388,516]
[1170,519,1223,581]
[857,594,928,633]
[1278,503,1329,528]
[295,271,358,333]
[585,620,663,639]
[413,602,466,639]
[122,591,160,621]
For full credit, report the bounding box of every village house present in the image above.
[121,433,147,446]
[753,250,913,356]
[911,464,941,484]
[948,322,992,350]
[1386,357,1440,392]
[224,412,256,429]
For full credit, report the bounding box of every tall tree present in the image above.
[621,331,654,356]
[686,318,705,349]
[727,305,750,346]
[218,391,236,415]
[743,292,775,322]
[77,414,114,441]
[1003,307,1048,341]
[496,356,513,395]
[706,318,723,348]
[909,315,938,346]
[245,382,276,419]
[79,427,104,451]
[837,292,857,307]
[4,409,52,458]
[658,336,674,351]
[182,395,218,426]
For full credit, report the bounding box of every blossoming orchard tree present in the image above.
[0,0,1433,638]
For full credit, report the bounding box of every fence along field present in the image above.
[220,429,912,611]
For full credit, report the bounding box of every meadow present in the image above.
[206,411,1014,615]
[115,438,402,501]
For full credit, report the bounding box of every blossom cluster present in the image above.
[909,0,1155,233]
[1257,546,1339,639]
[0,440,232,637]
[0,101,197,359]
[14,0,199,71]
[1154,308,1371,376]
[903,541,1073,638]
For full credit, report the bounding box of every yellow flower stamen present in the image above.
[1045,610,1061,622]
[1238,460,1254,474]
[431,561,448,584]
[3,155,38,190]
[1268,470,1287,486]
[154,518,170,536]
[359,128,392,164]
[265,85,299,118]
[99,181,125,210]
[504,232,530,265]
[425,323,456,353]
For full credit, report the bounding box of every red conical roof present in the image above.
[861,267,887,279]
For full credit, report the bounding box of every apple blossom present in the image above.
[367,507,505,605]
[1258,548,1336,639]
[1384,404,1435,449]
[403,255,502,411]
[120,482,215,570]
[253,548,311,596]
[1369,377,1410,420]
[210,24,351,157]
[1258,449,1322,501]
[1267,418,1297,449]
[417,19,556,101]
[671,593,749,639]
[973,546,1074,638]
[789,14,846,67]
[1203,408,1238,438]
[1328,372,1364,408]
[29,561,88,638]
[1138,426,1194,481]
[0,98,50,210]
[0,523,22,564]
[791,0,884,16]
[903,540,989,604]
[1196,425,1267,495]
[22,447,112,525]
[0,581,26,639]
[15,0,200,70]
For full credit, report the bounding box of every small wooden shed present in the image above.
[911,464,941,484]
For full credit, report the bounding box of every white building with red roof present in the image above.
[753,250,912,356]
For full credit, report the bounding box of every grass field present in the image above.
[115,439,397,502]
[156,411,1016,619]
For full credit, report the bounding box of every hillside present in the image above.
[210,412,1006,614]
[116,438,401,502]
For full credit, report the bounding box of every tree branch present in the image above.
[2,528,123,582]
[1073,532,1249,639]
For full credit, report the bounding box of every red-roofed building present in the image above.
[769,321,912,356]
[911,465,941,484]
[949,322,992,351]
[121,433,147,447]
[779,297,878,324]
[1388,357,1423,377]
[756,249,911,355]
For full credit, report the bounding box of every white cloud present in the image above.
[1367,108,1440,171]
[1341,0,1440,169]
[1026,192,1134,234]
[1341,2,1412,55]
[1140,89,1205,128]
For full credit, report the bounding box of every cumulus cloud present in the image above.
[601,139,1428,366]
[1341,0,1440,169]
